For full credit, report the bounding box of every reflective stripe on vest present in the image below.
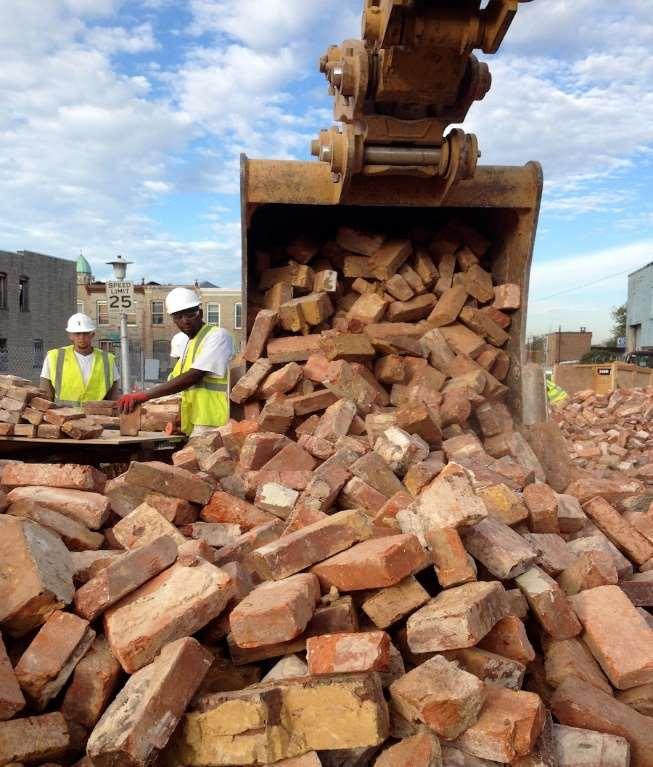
[170,325,231,434]
[50,347,113,405]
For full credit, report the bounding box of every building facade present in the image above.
[627,263,653,352]
[76,257,243,387]
[0,250,75,382]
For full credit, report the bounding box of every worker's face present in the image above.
[69,332,95,353]
[172,306,203,337]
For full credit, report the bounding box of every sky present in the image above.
[1,0,652,342]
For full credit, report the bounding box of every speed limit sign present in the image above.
[107,280,134,322]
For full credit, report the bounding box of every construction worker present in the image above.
[118,288,234,435]
[546,377,569,407]
[40,313,120,405]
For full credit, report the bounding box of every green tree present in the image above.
[606,303,626,346]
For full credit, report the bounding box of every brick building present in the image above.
[76,256,243,386]
[544,328,592,368]
[0,250,75,382]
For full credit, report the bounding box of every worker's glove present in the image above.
[117,392,149,413]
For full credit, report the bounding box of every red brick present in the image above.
[15,610,95,710]
[260,442,317,473]
[543,637,612,696]
[313,398,356,442]
[0,516,74,636]
[523,483,560,533]
[230,574,320,648]
[311,534,428,591]
[454,685,545,763]
[74,535,178,620]
[104,474,193,522]
[213,519,284,567]
[360,576,429,629]
[87,637,212,767]
[478,615,536,665]
[1,462,105,492]
[112,502,186,549]
[123,460,213,504]
[61,636,121,728]
[244,309,278,363]
[8,500,104,551]
[446,647,526,690]
[201,490,276,530]
[428,527,477,587]
[238,432,289,471]
[374,731,442,767]
[390,655,485,739]
[0,633,24,720]
[583,496,653,566]
[493,283,521,310]
[104,558,233,672]
[557,550,618,596]
[462,516,537,580]
[6,486,109,530]
[307,630,390,674]
[427,284,468,327]
[250,509,373,580]
[0,713,74,765]
[267,334,323,363]
[515,566,581,640]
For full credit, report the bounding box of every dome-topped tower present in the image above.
[76,252,93,285]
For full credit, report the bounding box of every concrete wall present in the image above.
[627,262,653,351]
[0,250,75,382]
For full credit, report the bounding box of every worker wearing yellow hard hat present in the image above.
[40,313,120,405]
[118,288,234,435]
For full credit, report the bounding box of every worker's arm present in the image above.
[39,377,55,401]
[105,382,120,401]
[118,368,206,412]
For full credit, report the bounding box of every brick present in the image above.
[260,262,314,291]
[8,500,104,550]
[453,685,545,763]
[374,731,442,767]
[313,268,338,293]
[59,416,103,439]
[87,637,212,767]
[250,509,372,580]
[544,637,612,696]
[523,483,560,533]
[201,490,276,530]
[255,483,299,519]
[239,432,289,471]
[460,306,509,347]
[387,293,436,322]
[407,580,509,653]
[21,407,44,426]
[30,396,55,412]
[230,574,320,648]
[522,532,575,577]
[443,432,484,461]
[616,682,653,716]
[70,549,123,586]
[214,519,284,567]
[0,713,74,765]
[552,723,630,767]
[620,572,653,607]
[169,673,389,764]
[583,496,653,565]
[74,535,178,620]
[571,585,653,689]
[558,550,618,596]
[360,576,429,629]
[219,419,260,455]
[347,293,387,325]
[291,389,338,416]
[478,615,536,665]
[313,398,356,443]
[42,406,85,426]
[124,460,213,504]
[384,273,415,301]
[268,334,323,363]
[297,466,351,515]
[556,493,587,533]
[307,631,390,674]
[446,647,526,690]
[172,444,201,471]
[104,475,193,522]
[112,502,185,549]
[104,558,233,672]
[61,636,121,728]
[312,534,428,591]
[413,248,439,287]
[568,534,634,580]
[260,362,302,397]
[1,462,105,492]
[258,398,294,434]
[462,516,538,580]
[493,283,521,310]
[427,285,468,327]
[463,264,494,303]
[231,359,274,403]
[15,610,95,710]
[404,455,445,497]
[373,355,404,385]
[390,655,485,740]
[0,517,74,636]
[264,282,293,311]
[421,328,455,372]
[351,451,404,498]
[566,477,645,509]
[515,566,581,640]
[6,486,109,530]
[428,527,477,587]
[477,483,528,525]
[370,238,412,280]
[324,360,378,415]
[279,292,333,332]
[259,442,317,474]
[245,309,278,363]
[337,226,385,255]
[552,677,653,767]
[0,634,24,720]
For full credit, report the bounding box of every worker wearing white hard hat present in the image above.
[118,288,234,435]
[40,313,120,405]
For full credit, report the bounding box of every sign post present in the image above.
[106,257,133,393]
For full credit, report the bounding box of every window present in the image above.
[151,300,164,325]
[206,303,220,325]
[77,301,84,315]
[32,339,44,368]
[234,302,243,329]
[127,313,137,327]
[0,339,7,372]
[0,273,6,309]
[18,276,29,312]
[96,300,109,325]
[99,340,113,353]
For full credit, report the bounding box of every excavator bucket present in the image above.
[241,156,543,424]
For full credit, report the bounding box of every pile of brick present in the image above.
[0,374,179,439]
[555,387,653,478]
[2,222,653,766]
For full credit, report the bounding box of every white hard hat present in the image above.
[166,287,201,315]
[66,313,96,333]
[170,331,188,358]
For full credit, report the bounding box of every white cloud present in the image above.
[85,23,159,55]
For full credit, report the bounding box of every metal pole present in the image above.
[120,313,130,393]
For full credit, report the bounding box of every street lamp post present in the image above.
[106,256,133,394]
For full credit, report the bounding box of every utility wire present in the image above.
[531,267,633,302]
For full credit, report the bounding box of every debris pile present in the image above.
[555,387,653,478]
[1,222,652,766]
[0,375,179,438]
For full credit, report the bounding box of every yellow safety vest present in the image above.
[546,379,568,406]
[170,325,230,435]
[47,346,115,406]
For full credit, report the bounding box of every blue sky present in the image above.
[1,0,651,341]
